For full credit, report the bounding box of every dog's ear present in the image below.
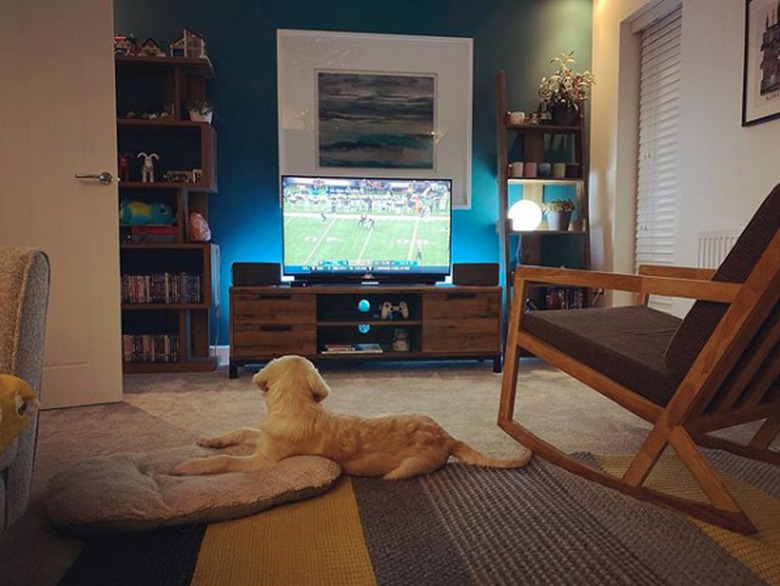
[252,368,270,392]
[307,368,330,403]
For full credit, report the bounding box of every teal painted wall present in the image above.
[114,0,592,344]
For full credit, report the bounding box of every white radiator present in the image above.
[697,231,740,268]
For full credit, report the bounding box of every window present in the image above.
[634,7,682,311]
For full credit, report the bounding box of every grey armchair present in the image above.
[0,247,49,532]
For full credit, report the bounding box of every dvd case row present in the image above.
[122,334,181,363]
[122,273,202,304]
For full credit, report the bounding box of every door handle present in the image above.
[74,171,114,184]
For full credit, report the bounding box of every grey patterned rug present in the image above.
[58,450,779,586]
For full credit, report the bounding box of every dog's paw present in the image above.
[197,436,228,449]
[171,458,208,476]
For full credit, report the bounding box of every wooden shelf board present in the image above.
[122,303,209,311]
[123,357,217,374]
[115,55,215,78]
[317,320,422,327]
[315,351,497,360]
[121,242,210,251]
[118,118,209,129]
[119,181,216,192]
[507,178,583,185]
[507,123,582,133]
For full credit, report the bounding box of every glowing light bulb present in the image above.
[508,200,543,231]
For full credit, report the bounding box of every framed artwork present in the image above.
[742,0,780,126]
[278,30,473,208]
[318,72,435,169]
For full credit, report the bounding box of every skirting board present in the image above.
[210,345,230,367]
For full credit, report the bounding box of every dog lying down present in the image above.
[172,355,532,480]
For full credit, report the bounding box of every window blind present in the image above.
[635,7,682,311]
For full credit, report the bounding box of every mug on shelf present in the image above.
[524,162,538,178]
[552,163,567,179]
[509,162,524,178]
[566,163,581,178]
[538,162,552,178]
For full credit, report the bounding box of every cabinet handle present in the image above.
[253,294,292,301]
[259,324,293,332]
[446,292,477,300]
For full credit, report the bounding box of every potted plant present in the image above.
[187,99,215,123]
[538,52,594,126]
[545,199,574,231]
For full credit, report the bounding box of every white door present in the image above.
[0,0,123,408]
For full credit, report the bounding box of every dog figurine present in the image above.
[172,355,532,480]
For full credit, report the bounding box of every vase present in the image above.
[550,105,579,126]
[547,211,572,231]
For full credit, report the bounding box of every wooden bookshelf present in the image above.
[116,55,219,373]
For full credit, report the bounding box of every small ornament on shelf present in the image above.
[137,152,159,183]
[139,38,166,57]
[170,28,207,58]
[117,153,134,182]
[188,212,212,242]
[114,34,138,55]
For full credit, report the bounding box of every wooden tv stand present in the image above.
[229,284,502,378]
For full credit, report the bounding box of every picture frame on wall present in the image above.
[277,30,473,208]
[742,0,780,126]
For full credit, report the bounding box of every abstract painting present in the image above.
[317,72,435,168]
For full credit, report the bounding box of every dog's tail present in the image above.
[450,441,533,468]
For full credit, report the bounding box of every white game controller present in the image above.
[380,300,409,320]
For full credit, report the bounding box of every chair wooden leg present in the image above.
[498,276,527,423]
[499,418,757,534]
[622,426,670,487]
[668,427,745,514]
[695,433,780,466]
[748,415,780,449]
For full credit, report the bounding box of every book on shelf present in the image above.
[122,273,202,304]
[322,344,356,354]
[322,343,384,354]
[353,343,383,353]
[122,334,181,363]
[121,225,179,244]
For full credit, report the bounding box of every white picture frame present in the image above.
[277,29,473,208]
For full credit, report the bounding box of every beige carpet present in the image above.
[0,359,763,585]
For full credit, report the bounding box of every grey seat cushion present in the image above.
[45,446,341,536]
[664,183,780,380]
[523,306,681,406]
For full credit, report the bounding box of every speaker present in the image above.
[452,263,499,286]
[232,262,281,287]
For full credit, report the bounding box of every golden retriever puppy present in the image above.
[172,355,532,480]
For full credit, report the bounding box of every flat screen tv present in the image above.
[281,176,452,283]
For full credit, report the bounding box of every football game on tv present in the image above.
[281,176,452,282]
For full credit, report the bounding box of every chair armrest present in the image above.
[637,264,717,280]
[513,265,739,303]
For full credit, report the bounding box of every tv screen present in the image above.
[282,176,452,282]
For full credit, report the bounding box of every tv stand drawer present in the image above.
[423,319,500,353]
[232,292,315,324]
[232,323,316,357]
[423,291,500,320]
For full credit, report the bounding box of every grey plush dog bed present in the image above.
[45,446,341,535]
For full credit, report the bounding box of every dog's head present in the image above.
[252,355,330,404]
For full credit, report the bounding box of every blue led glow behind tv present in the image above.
[281,176,452,283]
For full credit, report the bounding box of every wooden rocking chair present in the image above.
[499,183,780,534]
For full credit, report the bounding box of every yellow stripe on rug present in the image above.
[597,454,780,586]
[191,477,376,586]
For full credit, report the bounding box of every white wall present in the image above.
[675,0,778,267]
[591,0,779,306]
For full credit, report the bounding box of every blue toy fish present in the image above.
[119,199,175,225]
